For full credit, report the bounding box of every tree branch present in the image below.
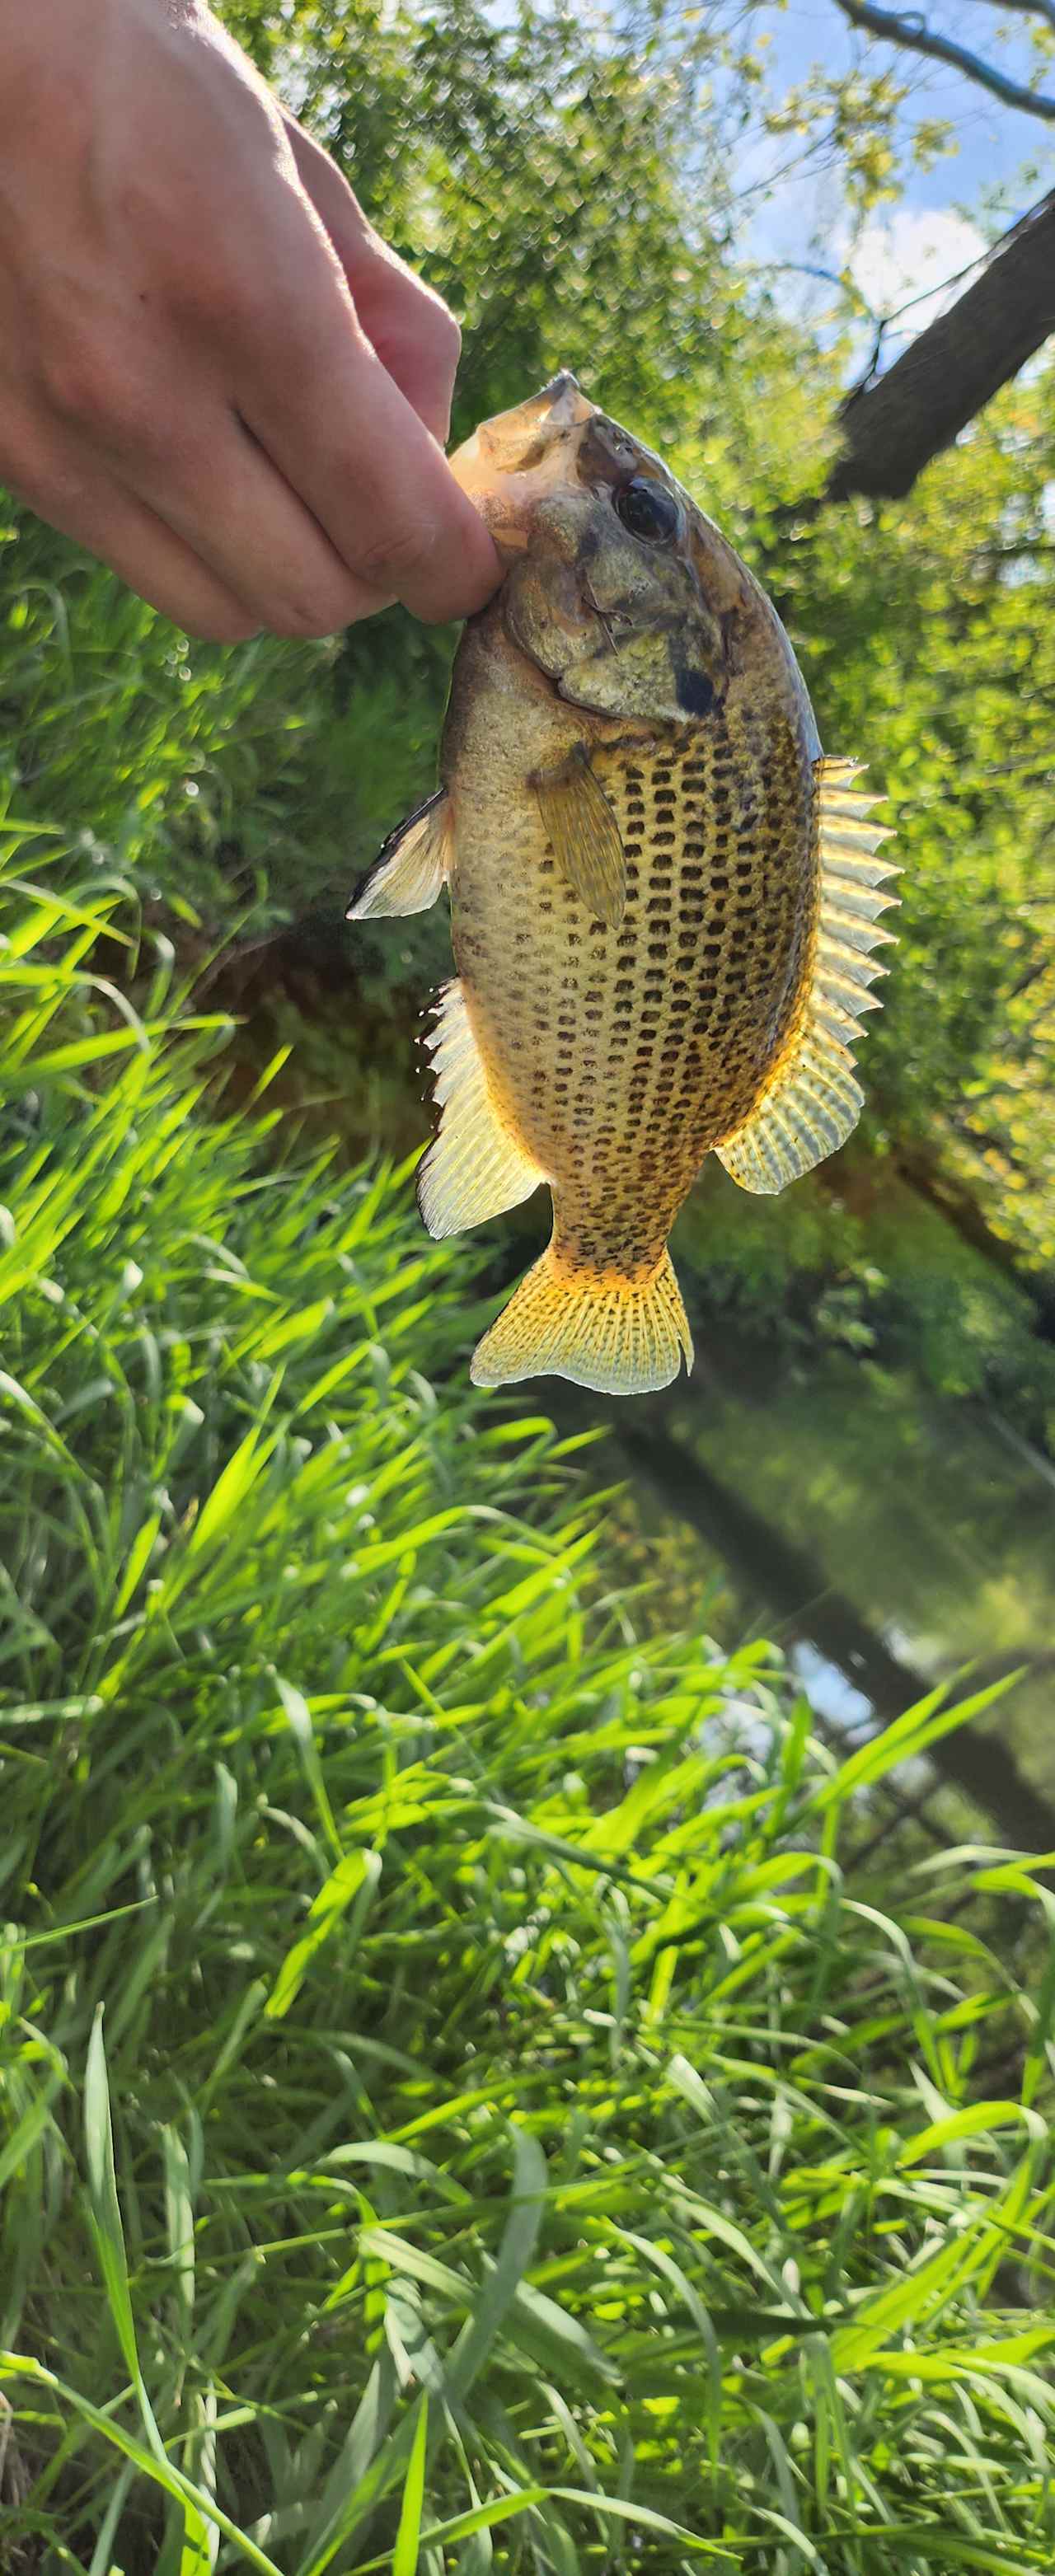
[825,187,1055,501]
[965,0,1055,33]
[832,0,1055,120]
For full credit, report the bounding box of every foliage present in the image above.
[3,3,1052,1290]
[673,1161,1055,1448]
[1,7,1053,2561]
[0,497,452,932]
[2,846,1055,2573]
[828,0,1055,132]
[773,359,1055,1268]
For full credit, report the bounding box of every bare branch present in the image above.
[832,0,1055,120]
[964,0,1055,32]
[884,252,987,326]
[743,258,879,321]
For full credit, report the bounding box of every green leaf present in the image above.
[265,1849,382,2021]
[83,2010,138,2386]
[179,2495,215,2576]
[392,2394,428,2576]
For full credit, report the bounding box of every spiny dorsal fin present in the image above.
[716,758,898,1195]
[347,789,452,921]
[532,749,626,928]
[417,980,543,1239]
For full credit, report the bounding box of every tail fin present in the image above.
[471,1244,693,1397]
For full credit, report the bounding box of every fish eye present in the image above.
[614,477,679,543]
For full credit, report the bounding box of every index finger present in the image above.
[279,116,458,445]
[233,202,502,624]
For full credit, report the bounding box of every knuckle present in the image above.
[370,279,461,407]
[215,267,274,346]
[419,294,462,364]
[40,338,120,432]
[269,580,357,639]
[354,518,435,594]
[40,337,162,461]
[270,605,330,639]
[195,608,261,646]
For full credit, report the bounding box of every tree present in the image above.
[826,189,1055,500]
[831,0,1055,125]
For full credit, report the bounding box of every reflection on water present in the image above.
[595,1332,1055,1834]
[787,1641,872,1735]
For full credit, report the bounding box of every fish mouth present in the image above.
[449,372,598,550]
[473,372,596,464]
[505,372,595,434]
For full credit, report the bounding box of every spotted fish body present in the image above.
[448,635,817,1282]
[349,375,897,1395]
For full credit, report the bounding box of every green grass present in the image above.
[0,504,449,934]
[2,843,1055,2575]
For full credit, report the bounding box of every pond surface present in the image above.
[597,1329,1055,1839]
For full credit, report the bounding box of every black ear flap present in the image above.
[673,663,717,719]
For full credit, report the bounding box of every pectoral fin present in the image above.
[532,749,626,928]
[717,757,898,1193]
[347,789,452,920]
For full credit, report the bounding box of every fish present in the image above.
[348,372,897,1397]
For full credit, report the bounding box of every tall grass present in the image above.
[1,840,1054,2574]
[0,508,448,930]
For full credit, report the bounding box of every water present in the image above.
[592,1330,1055,1843]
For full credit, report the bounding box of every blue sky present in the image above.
[729,1,1054,349]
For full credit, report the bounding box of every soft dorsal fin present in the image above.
[532,748,626,928]
[716,759,898,1194]
[347,789,452,921]
[417,980,544,1239]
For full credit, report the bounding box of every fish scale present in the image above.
[348,372,898,1397]
[457,708,817,1282]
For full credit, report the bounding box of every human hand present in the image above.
[0,0,500,640]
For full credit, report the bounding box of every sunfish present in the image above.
[349,373,896,1395]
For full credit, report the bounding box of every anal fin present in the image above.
[417,981,543,1239]
[347,789,451,920]
[718,756,898,1195]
